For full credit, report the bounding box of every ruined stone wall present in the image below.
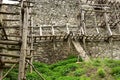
[87,41,120,60]
[33,0,80,25]
[1,0,120,64]
[34,41,78,64]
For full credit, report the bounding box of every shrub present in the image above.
[97,68,106,78]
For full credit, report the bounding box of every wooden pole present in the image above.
[30,16,34,73]
[81,10,87,35]
[1,64,16,80]
[103,7,112,36]
[0,68,3,80]
[26,60,45,80]
[18,0,28,80]
[93,13,100,34]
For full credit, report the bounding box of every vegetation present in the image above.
[3,57,120,80]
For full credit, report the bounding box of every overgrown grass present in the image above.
[3,57,120,80]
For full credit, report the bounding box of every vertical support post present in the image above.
[0,68,3,80]
[51,25,56,50]
[81,10,86,35]
[52,25,55,35]
[18,0,28,80]
[114,4,120,34]
[104,7,112,36]
[109,37,113,59]
[66,23,70,34]
[93,13,100,34]
[39,26,42,36]
[30,15,34,73]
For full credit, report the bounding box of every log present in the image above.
[18,0,29,79]
[72,40,89,61]
[0,40,20,45]
[0,53,31,59]
[1,60,18,64]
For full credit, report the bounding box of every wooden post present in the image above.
[93,13,100,34]
[18,0,28,80]
[0,68,3,80]
[39,26,42,36]
[81,10,86,35]
[104,7,112,36]
[51,25,55,35]
[0,55,4,80]
[66,23,70,34]
[30,14,34,73]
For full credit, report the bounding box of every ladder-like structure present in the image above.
[0,0,120,79]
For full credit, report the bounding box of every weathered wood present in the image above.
[0,40,20,45]
[0,53,31,59]
[93,13,100,34]
[1,64,16,80]
[0,68,3,80]
[72,40,89,61]
[0,12,19,15]
[103,7,112,36]
[3,19,20,21]
[26,60,45,80]
[66,23,70,34]
[1,59,18,64]
[18,0,29,79]
[39,26,42,36]
[81,10,86,35]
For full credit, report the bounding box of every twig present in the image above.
[1,64,16,80]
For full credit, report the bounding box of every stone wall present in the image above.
[87,41,120,60]
[34,41,78,64]
[33,0,80,25]
[1,0,120,64]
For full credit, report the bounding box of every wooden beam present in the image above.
[103,7,112,36]
[0,40,20,45]
[0,68,3,80]
[18,0,29,79]
[1,60,18,64]
[0,53,31,59]
[1,64,16,80]
[93,13,100,34]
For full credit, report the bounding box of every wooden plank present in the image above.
[66,23,70,34]
[0,40,20,45]
[81,10,86,35]
[93,13,100,34]
[1,60,18,64]
[103,7,112,36]
[0,12,19,15]
[18,0,28,79]
[39,26,42,36]
[0,53,31,59]
[3,19,20,21]
[72,40,89,61]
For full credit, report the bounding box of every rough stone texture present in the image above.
[33,0,80,26]
[34,41,78,64]
[87,41,120,60]
[1,0,120,64]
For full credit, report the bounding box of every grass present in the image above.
[3,57,120,80]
